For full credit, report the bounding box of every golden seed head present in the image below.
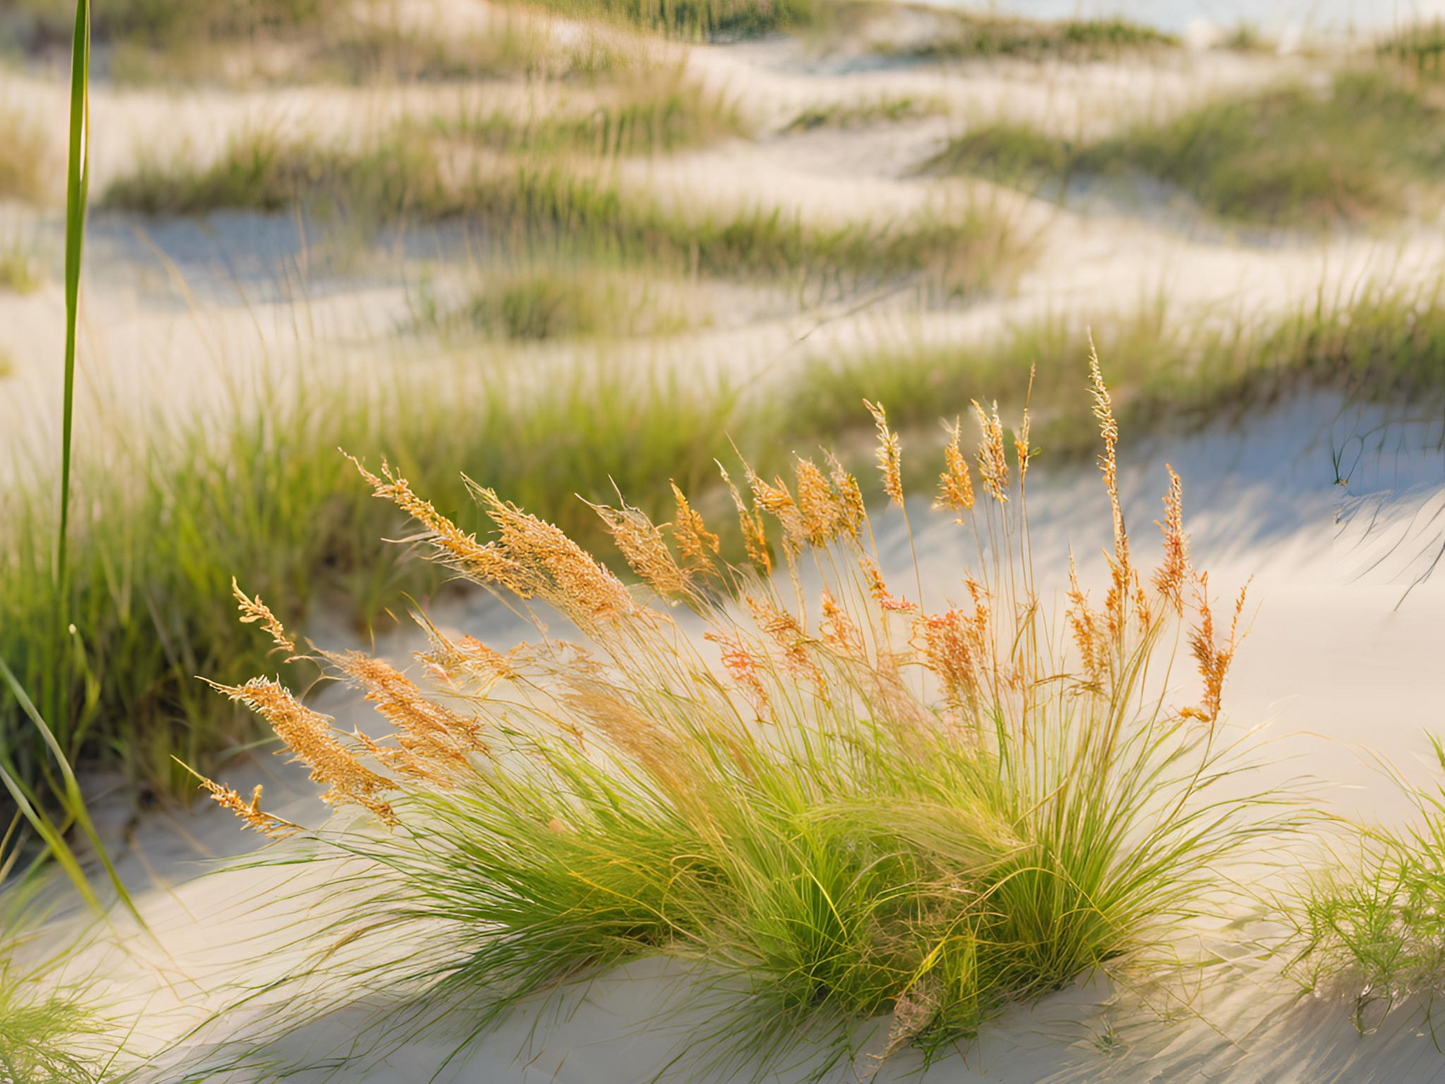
[232,577,298,657]
[972,400,1009,505]
[670,480,720,571]
[593,498,691,601]
[826,452,866,540]
[934,418,975,519]
[865,400,904,507]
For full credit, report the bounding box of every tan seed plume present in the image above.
[670,481,720,571]
[865,400,904,507]
[206,676,396,824]
[232,578,298,658]
[972,400,1009,505]
[935,418,975,519]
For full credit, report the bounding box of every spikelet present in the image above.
[746,466,806,559]
[972,400,1009,505]
[1066,553,1107,690]
[232,578,298,658]
[819,589,864,656]
[794,458,843,546]
[473,486,636,623]
[747,595,821,685]
[347,453,526,594]
[827,453,866,540]
[1088,338,1128,571]
[705,631,770,715]
[934,418,975,520]
[412,611,519,695]
[1015,407,1033,487]
[1184,573,1249,725]
[865,400,904,506]
[326,650,487,769]
[863,557,916,613]
[207,677,396,823]
[591,498,691,600]
[915,608,981,715]
[195,776,299,839]
[1153,465,1189,615]
[718,462,771,575]
[670,481,720,572]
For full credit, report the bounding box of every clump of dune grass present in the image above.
[195,360,1283,1075]
[446,73,742,156]
[104,131,1014,294]
[495,0,825,39]
[1377,20,1445,79]
[15,0,322,49]
[930,69,1445,228]
[0,361,745,796]
[788,283,1445,466]
[0,950,106,1083]
[783,94,948,132]
[877,12,1176,63]
[413,264,698,341]
[1291,738,1445,1031]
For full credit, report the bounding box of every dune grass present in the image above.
[15,0,322,48]
[783,94,948,132]
[1292,738,1445,1031]
[103,130,1014,294]
[445,75,742,156]
[0,363,748,796]
[930,69,1445,228]
[191,366,1283,1075]
[494,0,825,39]
[1378,20,1445,79]
[411,263,699,341]
[788,284,1445,464]
[877,12,1176,63]
[4,281,1444,802]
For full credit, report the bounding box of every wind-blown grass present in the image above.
[192,365,1284,1076]
[930,69,1445,228]
[4,283,1444,802]
[444,75,742,156]
[784,94,948,132]
[876,12,1176,63]
[0,363,747,796]
[788,285,1445,463]
[1291,738,1445,1031]
[103,130,1014,293]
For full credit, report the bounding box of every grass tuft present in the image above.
[930,69,1445,228]
[877,12,1176,63]
[783,94,948,132]
[0,105,52,204]
[192,366,1285,1074]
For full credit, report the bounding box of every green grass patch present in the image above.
[193,367,1286,1075]
[1377,20,1445,79]
[877,12,1176,63]
[0,362,751,796]
[103,129,1015,293]
[446,76,742,155]
[930,69,1445,228]
[15,0,322,48]
[784,284,1445,476]
[1292,737,1445,1030]
[783,94,948,131]
[411,264,700,341]
[494,0,826,39]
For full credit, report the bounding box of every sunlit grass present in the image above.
[930,69,1445,228]
[191,364,1287,1076]
[783,94,948,132]
[788,284,1445,462]
[103,130,1015,293]
[875,11,1176,63]
[1291,738,1445,1031]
